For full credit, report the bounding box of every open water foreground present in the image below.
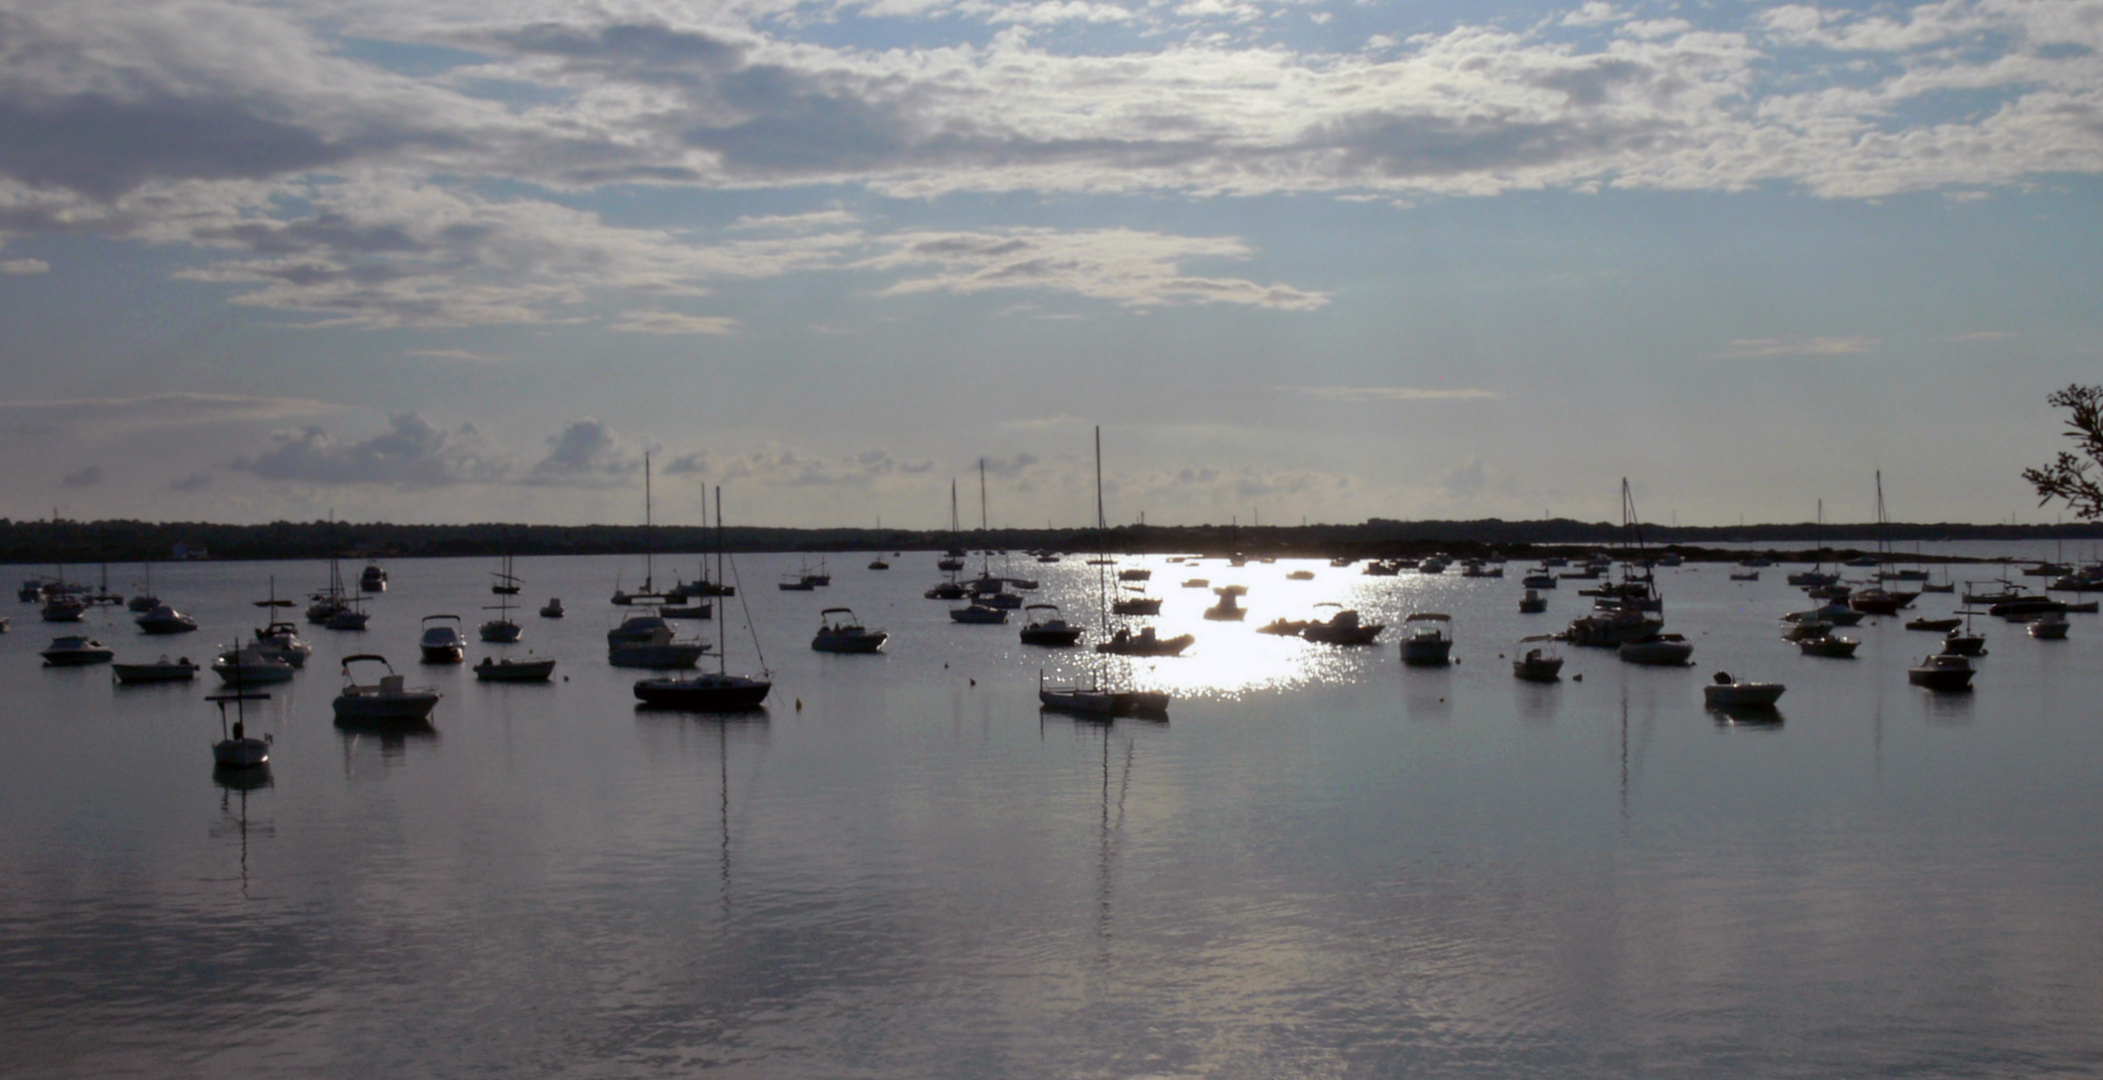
[2,547,2100,1078]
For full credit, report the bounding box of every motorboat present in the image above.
[924,580,968,600]
[1617,633,1693,666]
[2028,611,2070,640]
[1703,672,1785,708]
[1909,653,1975,691]
[1094,626,1193,657]
[253,621,313,668]
[634,670,772,710]
[1257,617,1312,636]
[1203,586,1247,621]
[1797,634,1860,658]
[1521,570,1558,589]
[40,593,87,622]
[1905,616,1962,632]
[1518,589,1547,614]
[135,604,198,634]
[418,614,466,663]
[473,655,557,682]
[1181,578,1211,589]
[212,645,296,686]
[1511,636,1564,681]
[1729,570,1760,582]
[1285,569,1315,581]
[1117,568,1152,582]
[333,654,441,721]
[359,562,388,592]
[540,598,565,618]
[812,608,887,653]
[1018,604,1083,647]
[1564,601,1663,647]
[1940,627,1987,656]
[1111,595,1163,616]
[1037,669,1170,718]
[1302,604,1383,645]
[1990,596,2065,621]
[867,557,890,570]
[1783,602,1864,627]
[1399,613,1454,665]
[209,691,272,768]
[607,619,709,668]
[41,635,114,666]
[949,603,1008,624]
[113,655,200,683]
[1782,619,1833,642]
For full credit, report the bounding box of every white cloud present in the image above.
[868,228,1329,310]
[229,413,507,487]
[1,258,50,275]
[1280,385,1497,401]
[607,311,740,335]
[523,418,644,487]
[404,348,506,363]
[1716,336,1879,357]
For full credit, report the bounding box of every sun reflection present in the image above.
[1044,557,1492,700]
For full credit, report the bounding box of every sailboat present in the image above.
[1786,499,1841,588]
[937,480,966,571]
[478,587,522,643]
[306,557,358,625]
[635,487,773,709]
[612,455,665,605]
[127,562,161,613]
[1564,480,1667,647]
[1849,472,1917,615]
[490,553,521,595]
[1042,428,1176,717]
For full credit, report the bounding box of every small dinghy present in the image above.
[209,691,273,768]
[1512,636,1564,682]
[473,655,557,682]
[113,655,199,684]
[1703,671,1785,708]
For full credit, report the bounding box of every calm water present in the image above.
[3,549,2100,1078]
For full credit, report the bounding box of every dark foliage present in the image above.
[2023,384,2103,521]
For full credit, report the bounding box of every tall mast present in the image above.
[715,485,725,675]
[979,458,987,531]
[643,453,653,592]
[950,479,959,533]
[1094,426,1106,531]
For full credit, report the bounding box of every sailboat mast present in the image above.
[644,453,653,592]
[979,458,987,531]
[715,485,726,676]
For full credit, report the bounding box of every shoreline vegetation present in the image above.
[3,517,2100,567]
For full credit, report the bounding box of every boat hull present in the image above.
[212,737,270,767]
[333,691,440,721]
[633,674,771,710]
[608,643,706,668]
[113,661,198,683]
[474,658,557,682]
[812,633,887,654]
[1705,684,1786,707]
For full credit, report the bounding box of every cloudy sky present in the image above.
[0,0,2097,529]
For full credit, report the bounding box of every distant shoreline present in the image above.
[3,517,2097,567]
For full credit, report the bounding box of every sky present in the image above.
[0,0,2099,529]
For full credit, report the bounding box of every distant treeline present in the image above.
[2,517,2099,567]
